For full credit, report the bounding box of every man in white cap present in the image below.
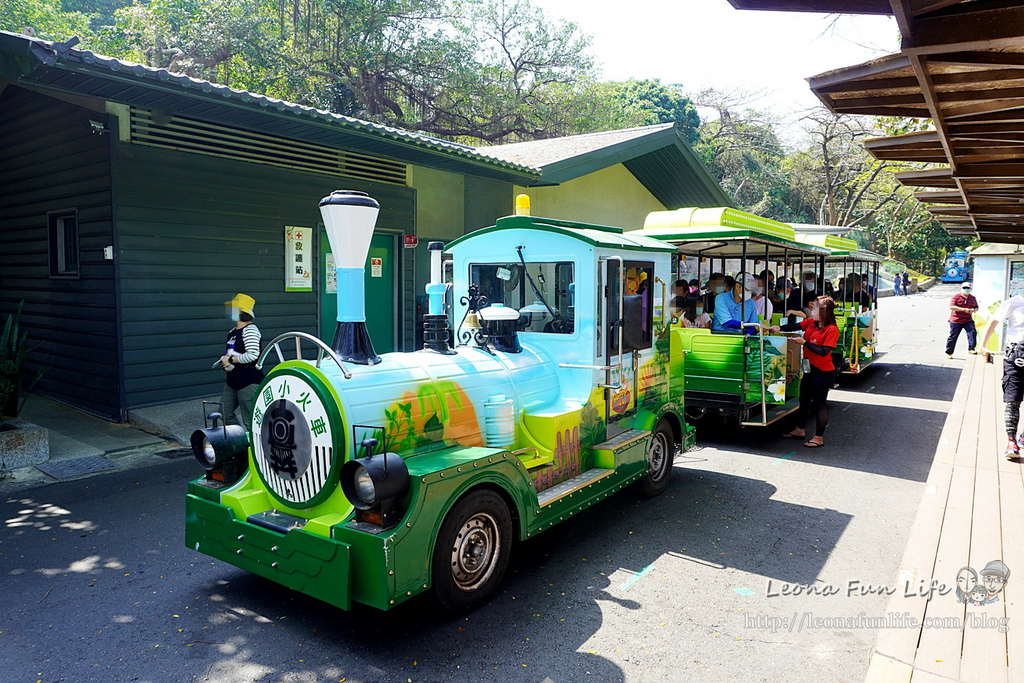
[220,293,263,431]
[946,282,979,358]
[711,272,765,333]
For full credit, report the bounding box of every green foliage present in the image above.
[0,0,94,42]
[693,92,805,221]
[0,302,43,423]
[605,79,700,142]
[9,0,974,265]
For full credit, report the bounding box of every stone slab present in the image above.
[0,418,49,468]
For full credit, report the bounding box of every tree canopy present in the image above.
[1,0,971,273]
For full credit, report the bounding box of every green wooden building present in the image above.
[0,31,729,421]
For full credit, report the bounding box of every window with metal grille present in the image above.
[48,211,79,278]
[129,109,408,186]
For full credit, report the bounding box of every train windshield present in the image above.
[470,262,575,334]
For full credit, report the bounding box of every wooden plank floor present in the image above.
[866,356,1019,682]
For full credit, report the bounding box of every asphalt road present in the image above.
[1,285,965,683]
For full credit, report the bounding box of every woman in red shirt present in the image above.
[770,296,840,447]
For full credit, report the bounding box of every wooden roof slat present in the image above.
[943,98,1024,120]
[734,0,1024,239]
[830,93,928,108]
[914,190,965,202]
[928,51,1024,67]
[958,162,1024,179]
[725,1,893,13]
[894,168,957,187]
[910,5,1024,56]
[946,107,1024,124]
[951,132,1024,143]
[908,0,977,15]
[938,86,1024,103]
[814,75,921,95]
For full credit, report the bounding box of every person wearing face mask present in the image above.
[704,273,726,315]
[218,293,264,432]
[770,296,839,448]
[752,273,773,322]
[670,279,689,320]
[946,282,979,358]
[785,271,822,324]
[711,272,762,333]
[845,272,872,313]
[861,274,876,300]
[684,300,712,329]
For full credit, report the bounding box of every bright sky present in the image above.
[534,0,899,145]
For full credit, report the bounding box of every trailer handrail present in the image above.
[742,322,768,425]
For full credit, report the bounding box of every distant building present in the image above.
[970,243,1024,343]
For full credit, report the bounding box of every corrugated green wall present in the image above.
[114,142,414,409]
[0,87,120,419]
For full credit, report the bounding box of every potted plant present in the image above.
[0,302,48,475]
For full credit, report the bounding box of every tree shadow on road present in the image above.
[193,468,849,682]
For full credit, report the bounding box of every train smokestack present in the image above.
[318,190,381,365]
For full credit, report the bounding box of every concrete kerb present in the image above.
[0,396,214,495]
[128,397,214,447]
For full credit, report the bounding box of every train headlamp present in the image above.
[340,438,410,528]
[190,412,249,484]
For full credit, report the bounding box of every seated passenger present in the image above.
[712,272,763,333]
[786,271,822,323]
[752,273,773,321]
[683,300,712,329]
[704,272,726,315]
[670,279,688,320]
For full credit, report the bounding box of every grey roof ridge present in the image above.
[3,30,541,177]
[481,122,676,152]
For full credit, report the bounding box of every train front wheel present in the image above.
[431,489,513,614]
[638,421,675,497]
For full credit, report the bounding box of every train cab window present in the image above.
[607,261,654,354]
[470,262,575,334]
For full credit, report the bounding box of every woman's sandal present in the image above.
[803,440,824,448]
[781,431,804,439]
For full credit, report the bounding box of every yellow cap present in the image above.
[515,194,531,216]
[224,293,255,316]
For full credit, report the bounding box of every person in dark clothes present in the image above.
[771,296,840,448]
[844,272,872,312]
[687,278,701,300]
[861,273,876,300]
[704,273,726,315]
[945,282,979,358]
[671,279,688,319]
[785,271,822,323]
[902,271,911,296]
[220,293,264,432]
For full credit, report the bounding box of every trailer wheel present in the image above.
[431,489,513,614]
[638,421,675,497]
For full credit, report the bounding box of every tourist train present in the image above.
[940,250,972,283]
[185,192,881,613]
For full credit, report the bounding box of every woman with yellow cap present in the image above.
[220,293,263,431]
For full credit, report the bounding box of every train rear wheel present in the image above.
[638,421,675,497]
[431,489,513,614]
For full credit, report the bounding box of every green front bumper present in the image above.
[185,494,352,610]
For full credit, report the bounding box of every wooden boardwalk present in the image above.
[866,355,1022,682]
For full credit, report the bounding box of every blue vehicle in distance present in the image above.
[940,250,972,283]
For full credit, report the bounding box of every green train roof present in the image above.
[446,215,677,253]
[631,207,829,258]
[795,234,884,262]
